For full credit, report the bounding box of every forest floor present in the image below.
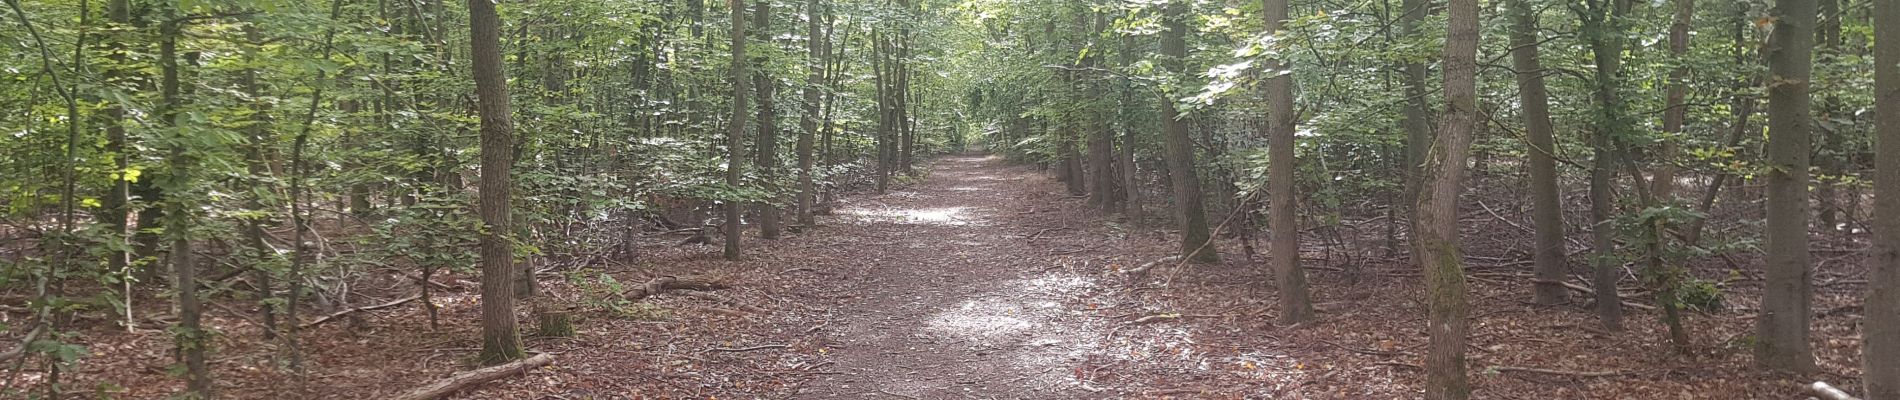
[25,153,1865,399]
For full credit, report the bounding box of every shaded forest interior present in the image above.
[1,0,1898,398]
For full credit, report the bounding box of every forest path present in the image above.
[792,154,1124,399]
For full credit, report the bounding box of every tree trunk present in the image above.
[1118,34,1142,220]
[872,30,891,194]
[1656,0,1694,201]
[237,23,278,340]
[724,0,751,260]
[1414,0,1478,396]
[1579,0,1631,332]
[1262,0,1312,324]
[159,11,211,396]
[1397,0,1434,220]
[1159,2,1218,264]
[1508,0,1567,306]
[470,0,524,364]
[797,0,822,226]
[753,0,781,240]
[101,0,132,289]
[1866,0,1899,395]
[1757,0,1817,372]
[1815,0,1844,231]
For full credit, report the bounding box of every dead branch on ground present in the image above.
[302,294,422,329]
[389,353,554,400]
[1492,365,1627,378]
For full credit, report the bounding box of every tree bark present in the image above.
[1397,0,1434,219]
[1757,0,1817,372]
[725,0,751,260]
[1508,0,1567,306]
[1414,0,1478,396]
[1158,2,1218,264]
[470,0,524,364]
[1864,0,1898,395]
[1262,0,1312,324]
[1118,34,1142,220]
[1656,0,1694,201]
[797,0,822,226]
[1579,0,1631,332]
[753,0,782,240]
[158,9,211,395]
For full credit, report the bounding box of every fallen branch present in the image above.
[1492,365,1626,378]
[779,267,818,275]
[677,291,771,315]
[302,294,422,329]
[620,276,728,300]
[1122,255,1182,276]
[1807,381,1860,400]
[1560,281,1658,311]
[1129,314,1179,325]
[0,325,44,362]
[702,344,789,353]
[389,353,554,400]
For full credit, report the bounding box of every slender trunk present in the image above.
[1655,0,1693,201]
[1815,0,1844,230]
[724,0,751,260]
[1757,0,1816,372]
[1509,0,1568,306]
[1579,0,1631,332]
[1687,9,1760,247]
[1262,0,1312,324]
[1159,2,1218,263]
[1865,0,1900,395]
[753,0,781,239]
[470,0,524,364]
[1397,0,1434,219]
[872,29,891,194]
[158,11,212,396]
[101,0,132,295]
[1118,34,1142,221]
[797,0,821,225]
[237,23,278,340]
[1415,0,1478,396]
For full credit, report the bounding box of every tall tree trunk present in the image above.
[1757,0,1817,372]
[1118,34,1142,221]
[470,0,524,364]
[1083,11,1117,210]
[1414,0,1478,396]
[1815,0,1844,230]
[797,0,822,225]
[1686,6,1760,247]
[158,11,212,396]
[1397,0,1434,219]
[873,30,891,194]
[725,0,751,260]
[753,0,782,239]
[1866,0,1900,395]
[1508,0,1567,306]
[1159,1,1218,264]
[1579,0,1631,331]
[237,23,279,340]
[1656,0,1693,201]
[1262,0,1312,324]
[101,0,132,295]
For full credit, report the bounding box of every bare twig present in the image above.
[300,294,421,329]
[1492,365,1627,378]
[702,344,789,353]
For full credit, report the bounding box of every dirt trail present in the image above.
[792,154,1126,399]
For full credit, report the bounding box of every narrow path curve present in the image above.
[792,154,1126,399]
